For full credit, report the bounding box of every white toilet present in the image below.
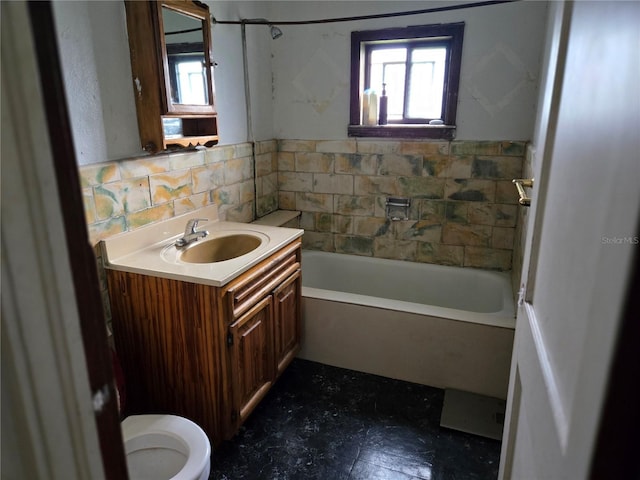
[112,350,211,479]
[121,414,211,480]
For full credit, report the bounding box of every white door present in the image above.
[498,1,640,479]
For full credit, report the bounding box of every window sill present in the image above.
[348,124,456,140]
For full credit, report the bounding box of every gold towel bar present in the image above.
[512,178,534,206]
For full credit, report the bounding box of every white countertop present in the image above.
[101,205,303,287]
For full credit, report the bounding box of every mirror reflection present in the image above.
[162,7,209,105]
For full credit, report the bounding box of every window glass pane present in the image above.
[370,48,406,121]
[369,63,383,96]
[382,64,405,121]
[407,47,447,119]
[176,60,207,104]
[371,48,406,64]
[412,47,447,63]
[351,23,464,135]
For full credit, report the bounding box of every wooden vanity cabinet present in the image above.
[106,239,301,445]
[106,273,229,443]
[222,240,301,432]
[227,296,274,426]
[273,269,302,378]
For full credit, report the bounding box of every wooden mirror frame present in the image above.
[125,0,218,153]
[157,0,216,115]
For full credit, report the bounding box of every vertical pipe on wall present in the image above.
[241,21,258,220]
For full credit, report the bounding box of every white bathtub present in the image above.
[298,250,516,399]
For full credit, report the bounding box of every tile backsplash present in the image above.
[80,138,525,271]
[81,140,278,245]
[279,139,525,271]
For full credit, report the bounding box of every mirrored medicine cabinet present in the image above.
[125,0,218,153]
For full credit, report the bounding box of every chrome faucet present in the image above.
[175,218,209,247]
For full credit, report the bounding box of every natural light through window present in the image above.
[176,60,207,104]
[370,48,406,121]
[349,23,464,139]
[369,46,446,121]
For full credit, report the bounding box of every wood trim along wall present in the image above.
[27,3,129,478]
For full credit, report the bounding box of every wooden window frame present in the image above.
[349,23,464,140]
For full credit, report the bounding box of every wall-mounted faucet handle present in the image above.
[512,179,534,207]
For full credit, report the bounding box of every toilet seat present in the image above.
[122,414,211,480]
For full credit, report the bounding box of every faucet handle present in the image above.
[186,218,208,233]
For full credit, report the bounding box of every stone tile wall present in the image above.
[80,138,525,274]
[80,136,530,330]
[81,140,278,332]
[80,140,278,246]
[255,140,279,218]
[278,139,525,271]
[80,138,525,329]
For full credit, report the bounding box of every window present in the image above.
[172,56,208,104]
[349,23,464,139]
[166,43,209,105]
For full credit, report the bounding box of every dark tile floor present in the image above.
[210,359,501,480]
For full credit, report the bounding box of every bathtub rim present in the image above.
[302,286,515,329]
[301,250,516,330]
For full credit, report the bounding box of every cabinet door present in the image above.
[273,270,301,378]
[228,295,274,426]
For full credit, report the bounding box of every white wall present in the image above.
[54,1,142,164]
[54,1,547,165]
[208,1,275,143]
[53,0,273,164]
[270,0,548,141]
